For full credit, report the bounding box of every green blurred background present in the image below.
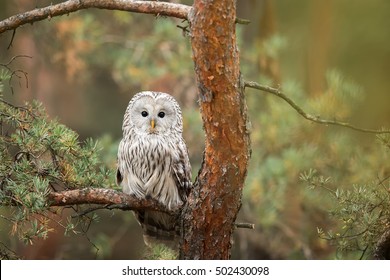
[0,0,389,259]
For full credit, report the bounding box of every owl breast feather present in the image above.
[120,135,183,209]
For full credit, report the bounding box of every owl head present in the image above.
[123,91,183,136]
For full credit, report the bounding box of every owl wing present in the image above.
[116,139,146,197]
[116,139,126,187]
[172,139,192,201]
[116,168,123,186]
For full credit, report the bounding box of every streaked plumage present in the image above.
[116,91,192,248]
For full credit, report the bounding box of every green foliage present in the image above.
[240,34,389,259]
[377,133,390,150]
[143,244,178,260]
[38,11,192,89]
[308,69,363,119]
[0,75,115,247]
[92,233,112,260]
[301,169,390,259]
[0,69,11,93]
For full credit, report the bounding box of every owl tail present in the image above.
[134,210,180,249]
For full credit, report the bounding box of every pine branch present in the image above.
[0,0,191,34]
[48,188,176,214]
[244,80,390,134]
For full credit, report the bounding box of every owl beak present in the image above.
[150,119,156,129]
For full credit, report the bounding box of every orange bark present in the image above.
[181,0,251,259]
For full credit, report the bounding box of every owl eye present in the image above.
[158,112,165,118]
[141,111,148,117]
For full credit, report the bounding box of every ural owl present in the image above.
[116,91,192,248]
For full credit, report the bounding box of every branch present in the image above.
[235,17,251,25]
[0,0,191,34]
[234,222,255,229]
[47,188,176,214]
[244,81,390,134]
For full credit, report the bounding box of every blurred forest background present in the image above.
[0,0,389,259]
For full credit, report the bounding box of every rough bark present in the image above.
[48,188,172,213]
[180,0,251,259]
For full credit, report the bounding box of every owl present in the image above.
[116,91,192,248]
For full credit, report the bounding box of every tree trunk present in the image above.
[180,0,251,259]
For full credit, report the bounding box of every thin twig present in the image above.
[359,245,369,260]
[235,17,251,25]
[10,70,29,90]
[1,55,32,93]
[7,29,16,49]
[244,80,390,134]
[71,203,145,218]
[71,205,107,218]
[234,222,255,229]
[0,241,19,259]
[0,55,32,68]
[377,175,390,193]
